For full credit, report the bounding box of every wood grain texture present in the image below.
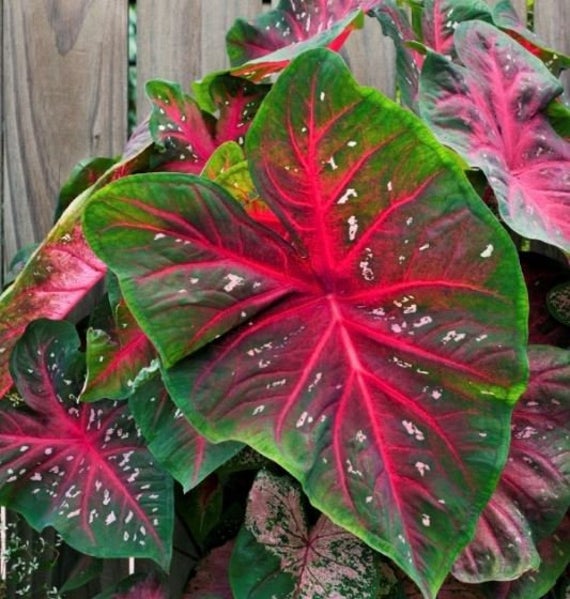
[534,0,570,95]
[1,0,128,276]
[342,15,395,97]
[136,0,202,117]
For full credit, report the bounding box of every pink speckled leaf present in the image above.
[420,21,570,252]
[186,540,234,599]
[230,470,381,599]
[0,144,152,400]
[0,320,173,567]
[146,76,269,174]
[85,50,528,598]
[453,344,570,582]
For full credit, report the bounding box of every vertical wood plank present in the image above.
[200,1,264,76]
[342,16,396,97]
[534,0,570,95]
[136,0,202,117]
[2,0,128,274]
[509,0,528,23]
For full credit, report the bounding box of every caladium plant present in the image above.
[0,0,569,598]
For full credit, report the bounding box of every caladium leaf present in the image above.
[491,1,570,76]
[0,143,153,400]
[489,515,570,599]
[85,49,529,598]
[187,540,234,599]
[226,0,377,77]
[96,571,168,599]
[81,298,158,402]
[147,76,270,174]
[371,0,423,110]
[230,470,382,599]
[453,345,570,582]
[419,21,570,252]
[421,0,493,57]
[128,376,242,492]
[55,156,118,221]
[0,319,173,567]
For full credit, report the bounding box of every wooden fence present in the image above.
[0,0,568,595]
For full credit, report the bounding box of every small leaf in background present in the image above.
[81,296,158,402]
[55,156,118,222]
[547,281,570,327]
[230,470,384,599]
[371,0,423,110]
[491,0,570,76]
[185,540,234,599]
[453,344,570,582]
[146,76,269,174]
[129,377,243,492]
[419,21,570,252]
[545,99,570,141]
[226,0,379,77]
[521,253,570,347]
[87,49,529,598]
[95,571,168,599]
[486,516,570,599]
[1,319,174,568]
[0,143,153,400]
[421,0,493,57]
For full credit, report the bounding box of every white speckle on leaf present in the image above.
[106,511,117,525]
[480,244,494,258]
[252,405,265,415]
[346,459,363,477]
[153,233,166,241]
[421,513,431,527]
[348,215,358,241]
[296,412,309,428]
[355,430,367,443]
[224,273,244,292]
[347,140,357,147]
[387,181,393,192]
[365,496,373,503]
[320,91,325,101]
[402,420,425,441]
[415,461,431,476]
[337,187,358,205]
[326,156,338,170]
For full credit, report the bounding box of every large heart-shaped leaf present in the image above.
[129,376,242,492]
[0,319,173,567]
[419,21,570,252]
[0,144,153,400]
[84,49,528,598]
[226,0,378,78]
[230,470,383,599]
[453,344,570,582]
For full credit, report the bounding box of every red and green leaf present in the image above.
[147,76,269,174]
[421,0,493,57]
[0,144,153,400]
[0,319,173,567]
[186,540,234,599]
[230,470,383,599]
[84,49,528,598]
[128,377,243,492]
[489,515,570,599]
[419,21,570,252]
[491,1,570,76]
[453,345,570,582]
[81,298,158,402]
[226,0,378,79]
